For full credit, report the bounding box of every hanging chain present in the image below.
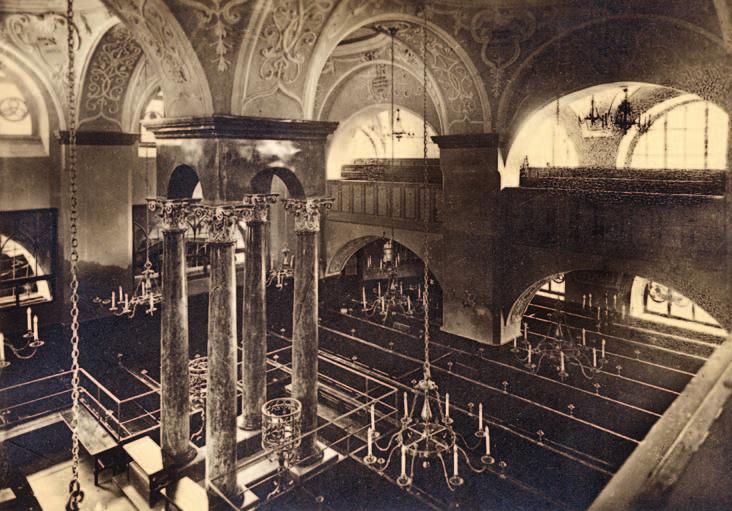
[65,0,84,509]
[421,1,431,379]
[390,28,395,168]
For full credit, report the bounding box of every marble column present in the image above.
[194,203,253,497]
[283,198,334,464]
[147,198,198,467]
[239,194,278,431]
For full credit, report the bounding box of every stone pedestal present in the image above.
[432,134,508,345]
[147,198,198,467]
[240,195,278,431]
[194,203,252,497]
[283,198,334,464]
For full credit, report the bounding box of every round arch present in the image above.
[497,15,730,147]
[167,165,201,199]
[301,12,490,131]
[250,167,305,199]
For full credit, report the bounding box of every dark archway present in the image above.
[250,167,305,199]
[167,165,200,199]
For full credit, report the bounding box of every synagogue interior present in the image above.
[1,0,732,510]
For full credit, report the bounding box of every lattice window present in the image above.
[0,69,33,138]
[0,235,52,309]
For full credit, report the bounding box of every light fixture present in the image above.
[267,247,294,289]
[613,87,652,134]
[577,95,610,131]
[261,397,302,498]
[512,301,609,380]
[0,306,44,368]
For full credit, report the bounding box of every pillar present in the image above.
[147,198,197,467]
[194,203,252,497]
[283,198,334,464]
[239,194,278,431]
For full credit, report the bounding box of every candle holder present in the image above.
[480,454,495,465]
[448,474,464,487]
[261,397,302,499]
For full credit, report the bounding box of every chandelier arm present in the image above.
[375,440,399,474]
[454,430,482,452]
[8,348,40,360]
[436,453,461,491]
[458,447,491,474]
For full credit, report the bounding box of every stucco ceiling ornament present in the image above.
[2,13,81,92]
[469,8,536,95]
[176,0,249,72]
[79,24,143,130]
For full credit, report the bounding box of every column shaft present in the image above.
[241,221,267,430]
[161,228,192,466]
[292,230,320,463]
[206,241,238,495]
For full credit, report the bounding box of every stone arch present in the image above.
[497,14,730,148]
[99,0,213,117]
[167,164,201,199]
[302,12,490,132]
[250,167,305,199]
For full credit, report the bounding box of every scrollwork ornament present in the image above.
[283,198,334,233]
[147,197,197,231]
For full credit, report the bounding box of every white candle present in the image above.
[118,286,123,302]
[367,427,373,457]
[597,307,601,320]
[403,392,409,419]
[453,445,459,477]
[613,294,617,310]
[621,304,626,319]
[380,296,385,313]
[478,403,483,430]
[407,295,412,313]
[149,291,154,311]
[361,286,367,307]
[445,393,450,418]
[589,293,593,308]
[124,293,129,309]
[582,294,587,309]
[141,281,147,295]
[418,285,421,300]
[484,426,491,455]
[601,339,606,359]
[592,347,597,367]
[560,352,565,372]
[378,282,382,297]
[513,337,517,349]
[370,404,375,431]
[26,307,32,331]
[379,259,383,270]
[523,323,528,341]
[401,445,407,476]
[111,291,116,309]
[33,315,39,340]
[400,282,403,294]
[581,328,586,345]
[528,344,533,364]
[0,332,5,362]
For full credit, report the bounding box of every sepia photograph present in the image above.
[0,0,731,509]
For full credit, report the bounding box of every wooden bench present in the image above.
[61,407,127,486]
[123,436,171,506]
[160,477,208,511]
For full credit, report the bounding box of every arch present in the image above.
[301,12,490,131]
[250,167,305,199]
[498,15,730,144]
[99,0,213,117]
[326,234,443,291]
[0,234,51,307]
[167,165,201,199]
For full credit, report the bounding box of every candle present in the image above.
[445,393,450,418]
[26,307,32,331]
[613,294,617,310]
[478,403,483,430]
[523,323,528,341]
[601,339,606,359]
[118,286,123,302]
[453,445,459,477]
[401,445,407,476]
[367,427,373,457]
[621,304,626,319]
[400,282,403,294]
[403,392,409,418]
[379,259,383,270]
[149,291,154,312]
[33,315,39,340]
[528,344,533,364]
[111,291,116,309]
[597,307,601,320]
[484,426,491,455]
[407,295,412,313]
[141,281,147,296]
[371,404,376,432]
[418,285,421,300]
[592,347,597,367]
[380,296,385,313]
[124,293,129,309]
[582,294,587,309]
[0,332,5,362]
[581,328,586,346]
[378,282,382,297]
[361,286,367,307]
[367,255,372,268]
[589,293,593,308]
[513,337,517,349]
[560,352,565,372]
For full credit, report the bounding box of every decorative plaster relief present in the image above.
[176,0,249,72]
[79,24,143,130]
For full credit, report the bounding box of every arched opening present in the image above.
[167,165,201,200]
[0,234,52,309]
[325,236,443,326]
[504,82,729,188]
[137,87,163,159]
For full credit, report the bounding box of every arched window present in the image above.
[0,235,52,308]
[0,58,48,157]
[0,70,32,136]
[629,98,728,170]
[138,88,163,158]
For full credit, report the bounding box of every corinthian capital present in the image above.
[191,202,254,243]
[242,194,279,223]
[147,197,199,231]
[282,197,334,233]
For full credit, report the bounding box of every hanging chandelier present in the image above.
[512,301,609,380]
[362,6,499,492]
[267,247,294,289]
[577,95,610,131]
[613,87,652,134]
[0,306,45,368]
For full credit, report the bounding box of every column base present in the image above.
[163,444,198,470]
[295,441,324,467]
[238,414,262,431]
